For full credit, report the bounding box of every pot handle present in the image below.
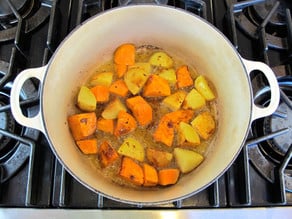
[241,58,280,121]
[10,66,47,134]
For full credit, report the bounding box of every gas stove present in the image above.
[0,0,292,218]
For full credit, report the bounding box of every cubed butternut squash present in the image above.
[96,117,114,134]
[126,96,153,126]
[76,138,98,154]
[68,112,97,141]
[119,157,144,186]
[114,111,137,137]
[143,75,171,97]
[146,148,173,168]
[143,163,158,187]
[98,141,119,167]
[176,65,193,88]
[158,168,180,186]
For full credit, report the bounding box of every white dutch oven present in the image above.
[10,5,280,205]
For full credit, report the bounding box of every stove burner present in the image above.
[0,0,51,42]
[0,0,33,24]
[0,60,39,183]
[226,0,292,50]
[251,0,292,27]
[248,76,292,191]
[264,96,292,157]
[0,91,16,154]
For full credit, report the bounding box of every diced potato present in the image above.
[183,88,206,110]
[162,90,187,111]
[158,68,177,86]
[101,98,127,119]
[146,148,173,168]
[194,75,216,101]
[89,72,113,87]
[118,137,145,162]
[124,62,151,95]
[173,148,204,173]
[178,122,200,146]
[191,111,216,140]
[77,86,96,112]
[149,52,173,68]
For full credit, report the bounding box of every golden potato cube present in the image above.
[89,72,113,87]
[118,137,145,162]
[149,52,173,68]
[163,90,187,111]
[183,88,206,110]
[191,111,216,140]
[178,122,200,146]
[158,68,177,86]
[124,62,151,95]
[77,86,96,112]
[101,98,127,119]
[194,75,215,101]
[173,148,204,173]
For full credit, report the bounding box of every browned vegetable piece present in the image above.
[114,43,135,65]
[68,112,97,141]
[96,117,114,134]
[176,65,193,88]
[153,110,194,147]
[158,168,180,186]
[109,79,129,97]
[167,109,195,128]
[114,111,137,137]
[119,156,144,186]
[126,96,153,126]
[76,138,98,154]
[90,85,110,103]
[143,75,171,97]
[146,148,173,168]
[98,141,119,167]
[153,114,174,147]
[142,163,158,187]
[191,111,216,140]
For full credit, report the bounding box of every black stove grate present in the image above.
[0,0,292,209]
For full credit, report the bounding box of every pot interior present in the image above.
[42,5,252,204]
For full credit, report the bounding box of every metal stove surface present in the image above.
[0,0,292,217]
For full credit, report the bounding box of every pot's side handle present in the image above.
[242,58,280,121]
[10,66,47,133]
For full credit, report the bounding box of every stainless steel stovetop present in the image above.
[0,0,292,218]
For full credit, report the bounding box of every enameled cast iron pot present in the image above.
[10,5,280,205]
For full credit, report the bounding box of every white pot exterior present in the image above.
[10,5,279,204]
